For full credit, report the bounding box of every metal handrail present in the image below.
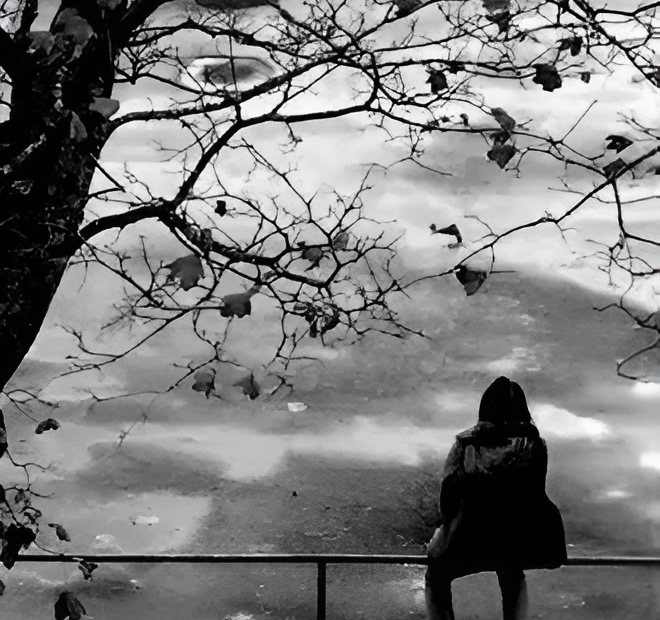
[17,552,660,565]
[16,553,660,620]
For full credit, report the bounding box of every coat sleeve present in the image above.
[438,440,465,524]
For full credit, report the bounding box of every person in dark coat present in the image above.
[425,376,566,620]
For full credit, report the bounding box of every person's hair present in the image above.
[478,376,533,425]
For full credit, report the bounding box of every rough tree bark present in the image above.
[0,0,169,391]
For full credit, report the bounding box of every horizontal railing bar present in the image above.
[17,554,427,564]
[15,554,660,566]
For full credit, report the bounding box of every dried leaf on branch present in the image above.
[393,0,422,17]
[490,107,516,131]
[426,69,448,93]
[297,243,325,269]
[558,36,583,56]
[430,224,462,244]
[1,523,36,569]
[77,559,99,581]
[445,60,465,74]
[455,266,488,296]
[299,302,341,338]
[605,135,633,153]
[532,64,562,91]
[603,158,627,178]
[486,10,510,33]
[483,0,510,11]
[234,373,260,400]
[35,418,60,434]
[49,523,71,542]
[54,592,87,620]
[192,368,216,398]
[88,97,120,118]
[166,255,204,291]
[331,232,349,251]
[487,144,517,169]
[220,285,260,318]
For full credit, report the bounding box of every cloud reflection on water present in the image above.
[534,404,611,441]
[124,415,458,480]
[119,404,614,482]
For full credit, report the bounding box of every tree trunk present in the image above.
[0,17,112,392]
[0,138,100,391]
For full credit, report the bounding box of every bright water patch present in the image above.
[639,452,660,472]
[42,491,210,554]
[122,416,457,480]
[533,404,611,441]
[632,382,660,398]
[487,347,541,374]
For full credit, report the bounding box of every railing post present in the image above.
[317,560,326,620]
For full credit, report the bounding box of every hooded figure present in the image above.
[425,376,566,620]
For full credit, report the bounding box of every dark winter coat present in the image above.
[427,419,567,579]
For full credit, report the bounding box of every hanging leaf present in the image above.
[430,224,462,243]
[69,113,87,142]
[0,410,7,460]
[297,243,324,269]
[483,0,510,11]
[485,10,510,33]
[393,0,422,17]
[580,71,591,83]
[192,368,216,398]
[220,285,260,318]
[331,232,349,251]
[54,592,87,620]
[199,229,213,253]
[558,36,582,56]
[491,129,511,145]
[1,523,36,568]
[532,64,562,91]
[490,107,516,131]
[603,158,627,178]
[262,270,277,283]
[426,69,448,93]
[23,506,42,525]
[459,113,469,126]
[49,523,71,542]
[215,200,227,216]
[320,306,341,336]
[456,266,488,296]
[487,144,517,169]
[234,373,260,400]
[302,303,341,338]
[88,97,120,119]
[605,135,633,153]
[35,418,60,434]
[445,60,465,74]
[166,254,204,291]
[77,559,99,581]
